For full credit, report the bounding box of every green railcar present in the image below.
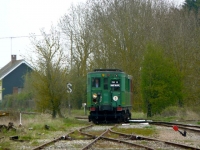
[87,69,133,123]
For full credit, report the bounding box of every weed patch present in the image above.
[113,126,156,136]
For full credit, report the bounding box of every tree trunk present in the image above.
[147,102,152,117]
[52,109,57,118]
[58,109,64,118]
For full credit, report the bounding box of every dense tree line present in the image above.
[59,0,200,115]
[141,44,183,117]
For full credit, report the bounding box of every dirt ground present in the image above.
[156,127,200,148]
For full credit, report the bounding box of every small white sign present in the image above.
[113,96,118,101]
[67,83,72,93]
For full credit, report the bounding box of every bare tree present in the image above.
[60,3,93,76]
[25,27,69,118]
[59,3,94,108]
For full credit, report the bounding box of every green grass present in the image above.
[0,141,10,150]
[19,135,32,141]
[131,112,147,119]
[0,112,91,150]
[69,130,88,139]
[70,109,89,116]
[113,126,156,136]
[150,116,179,122]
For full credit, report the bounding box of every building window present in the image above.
[13,87,18,94]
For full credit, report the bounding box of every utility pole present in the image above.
[67,83,72,115]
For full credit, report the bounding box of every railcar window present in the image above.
[92,78,100,88]
[110,80,120,91]
[104,78,108,90]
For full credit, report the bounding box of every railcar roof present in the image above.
[93,69,122,72]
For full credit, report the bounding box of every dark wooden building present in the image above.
[0,55,33,100]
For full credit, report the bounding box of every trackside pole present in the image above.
[19,112,22,126]
[67,83,72,116]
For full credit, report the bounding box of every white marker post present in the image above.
[82,103,86,115]
[19,112,22,126]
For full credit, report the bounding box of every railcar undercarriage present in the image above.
[89,108,131,124]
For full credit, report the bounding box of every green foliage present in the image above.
[183,0,200,15]
[25,28,69,118]
[160,106,180,117]
[131,112,146,119]
[68,73,87,109]
[141,44,184,117]
[58,0,200,112]
[114,127,156,136]
[0,141,10,150]
[160,106,188,118]
[0,92,34,111]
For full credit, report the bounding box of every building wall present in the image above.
[2,63,32,98]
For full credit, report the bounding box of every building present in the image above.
[0,55,33,100]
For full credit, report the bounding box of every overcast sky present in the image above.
[0,0,184,69]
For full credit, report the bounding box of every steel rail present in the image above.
[101,136,154,150]
[32,124,92,150]
[109,128,200,150]
[150,121,200,133]
[32,132,71,150]
[81,129,109,150]
[79,126,154,150]
[151,121,200,128]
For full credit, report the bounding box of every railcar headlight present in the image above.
[92,93,97,99]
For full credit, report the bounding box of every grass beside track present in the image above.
[0,110,90,150]
[0,110,199,150]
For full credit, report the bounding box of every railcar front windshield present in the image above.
[92,78,100,88]
[110,80,120,91]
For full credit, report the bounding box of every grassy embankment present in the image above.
[0,109,199,149]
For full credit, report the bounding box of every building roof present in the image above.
[0,59,32,80]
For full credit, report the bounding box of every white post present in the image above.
[19,112,22,126]
[82,103,86,115]
[84,105,85,115]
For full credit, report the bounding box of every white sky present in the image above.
[0,0,184,69]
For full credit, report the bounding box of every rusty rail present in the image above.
[150,121,200,133]
[80,125,154,150]
[109,128,200,150]
[32,124,92,150]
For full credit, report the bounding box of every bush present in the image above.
[0,92,35,111]
[161,106,184,117]
[160,106,200,120]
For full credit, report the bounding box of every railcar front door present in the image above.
[110,79,121,108]
[100,77,111,111]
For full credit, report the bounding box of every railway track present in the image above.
[80,125,154,150]
[32,125,93,150]
[149,121,200,133]
[108,127,200,150]
[32,122,200,150]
